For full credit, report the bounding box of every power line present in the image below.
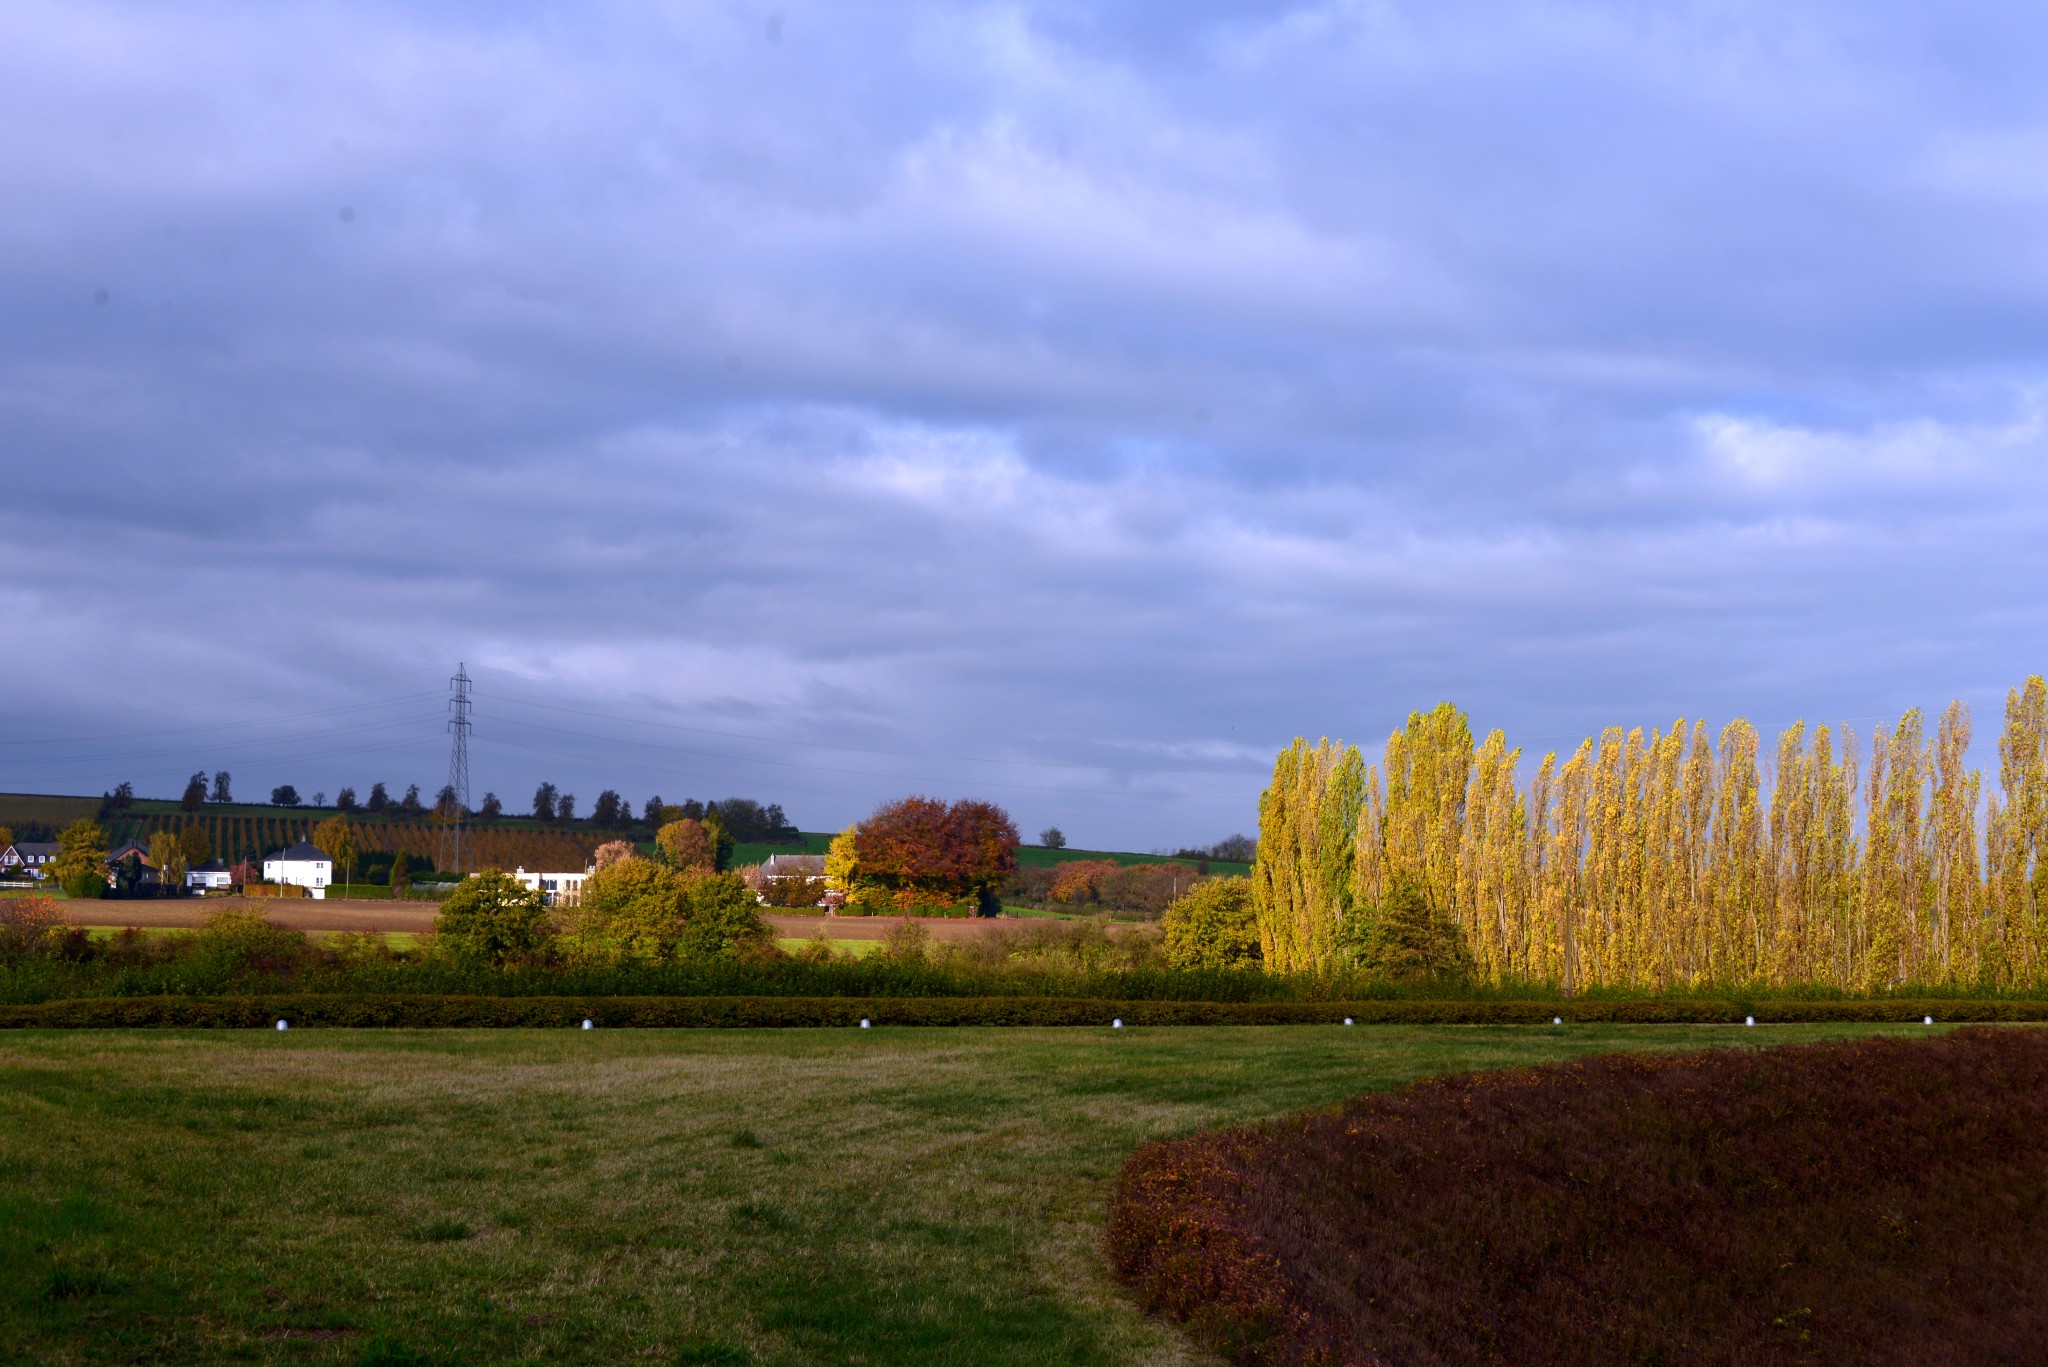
[472,687,1267,776]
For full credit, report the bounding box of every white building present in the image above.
[263,840,333,898]
[186,860,235,892]
[513,865,590,907]
[0,842,58,878]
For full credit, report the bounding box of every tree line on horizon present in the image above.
[1254,676,2048,991]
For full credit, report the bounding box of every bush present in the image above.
[433,870,552,966]
[0,895,70,960]
[1162,878,1261,970]
[186,909,311,982]
[1109,1027,2048,1366]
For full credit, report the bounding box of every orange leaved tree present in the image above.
[852,796,1019,913]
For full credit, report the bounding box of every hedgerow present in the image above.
[5,995,2048,1029]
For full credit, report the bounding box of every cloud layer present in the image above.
[5,0,2048,846]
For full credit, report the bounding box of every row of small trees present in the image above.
[1254,677,2048,990]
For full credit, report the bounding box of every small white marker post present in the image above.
[859,1019,871,1029]
[1343,1017,1354,1026]
[1925,1015,1934,1026]
[1553,1016,1563,1026]
[1112,1019,1123,1029]
[275,1020,288,1032]
[581,1019,594,1031]
[1745,1015,1756,1027]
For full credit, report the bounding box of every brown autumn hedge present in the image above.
[1109,1026,2048,1367]
[5,995,2048,1028]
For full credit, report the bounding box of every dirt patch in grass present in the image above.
[1109,1026,2048,1367]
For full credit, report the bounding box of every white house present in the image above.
[0,842,58,878]
[513,865,590,907]
[759,853,828,906]
[186,859,234,892]
[263,840,333,898]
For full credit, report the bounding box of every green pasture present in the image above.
[0,1022,1942,1366]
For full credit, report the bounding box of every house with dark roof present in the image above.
[0,842,58,878]
[105,839,159,885]
[263,840,333,898]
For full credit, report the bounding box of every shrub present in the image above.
[1163,877,1261,970]
[0,895,70,960]
[187,908,311,981]
[433,870,552,966]
[1109,1027,2048,1367]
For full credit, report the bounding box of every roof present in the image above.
[5,842,57,857]
[191,859,231,872]
[269,840,330,862]
[106,840,155,865]
[762,853,826,877]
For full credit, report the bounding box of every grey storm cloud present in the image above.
[5,0,2048,846]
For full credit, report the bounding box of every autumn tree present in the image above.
[314,815,361,891]
[181,771,208,811]
[477,792,503,822]
[851,796,1019,910]
[656,818,716,873]
[178,823,213,870]
[149,830,188,891]
[399,784,423,816]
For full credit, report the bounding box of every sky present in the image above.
[4,0,2048,850]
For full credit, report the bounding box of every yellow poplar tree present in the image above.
[1254,737,1363,971]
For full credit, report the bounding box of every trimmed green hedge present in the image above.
[5,995,2048,1029]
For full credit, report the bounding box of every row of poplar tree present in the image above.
[1254,676,2048,991]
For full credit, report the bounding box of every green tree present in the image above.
[390,853,412,897]
[564,859,769,962]
[433,871,552,966]
[178,823,213,870]
[675,873,773,959]
[701,812,735,872]
[1039,826,1066,850]
[51,819,109,900]
[1338,874,1475,984]
[1162,877,1261,970]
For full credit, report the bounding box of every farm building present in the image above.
[263,840,333,898]
[0,842,57,877]
[513,865,590,907]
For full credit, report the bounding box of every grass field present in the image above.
[0,1023,1939,1366]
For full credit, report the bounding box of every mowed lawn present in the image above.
[0,1023,1943,1366]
